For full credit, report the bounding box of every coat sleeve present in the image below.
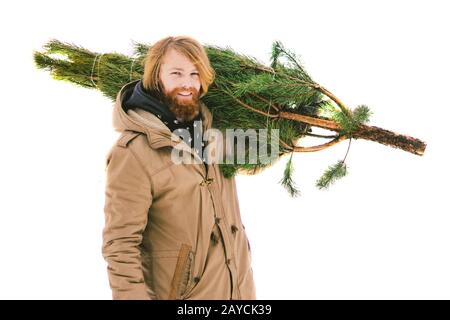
[102,143,156,300]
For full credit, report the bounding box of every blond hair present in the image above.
[142,36,215,98]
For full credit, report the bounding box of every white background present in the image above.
[0,0,449,299]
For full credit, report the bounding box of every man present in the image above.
[102,36,256,300]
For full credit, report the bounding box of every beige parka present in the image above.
[102,80,256,300]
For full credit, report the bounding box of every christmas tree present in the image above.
[33,39,426,196]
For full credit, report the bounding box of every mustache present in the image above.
[170,87,199,96]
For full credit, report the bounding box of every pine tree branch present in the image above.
[219,88,426,155]
[303,132,338,139]
[279,111,341,130]
[221,89,280,118]
[312,84,353,118]
[316,160,348,190]
[280,135,348,152]
[243,63,315,88]
[278,111,426,155]
[279,152,301,197]
[342,137,352,163]
[248,92,280,112]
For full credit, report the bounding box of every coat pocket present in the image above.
[168,243,193,300]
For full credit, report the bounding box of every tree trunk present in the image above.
[353,124,426,156]
[279,111,426,156]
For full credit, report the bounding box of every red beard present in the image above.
[161,86,201,122]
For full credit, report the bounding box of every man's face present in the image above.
[159,48,202,122]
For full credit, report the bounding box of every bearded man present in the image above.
[102,35,256,300]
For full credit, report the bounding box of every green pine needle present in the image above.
[332,111,356,134]
[324,104,372,135]
[318,100,339,118]
[352,104,372,125]
[232,73,276,97]
[270,40,312,82]
[316,160,348,190]
[279,153,301,197]
[270,41,282,69]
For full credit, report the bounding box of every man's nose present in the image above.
[180,77,195,89]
